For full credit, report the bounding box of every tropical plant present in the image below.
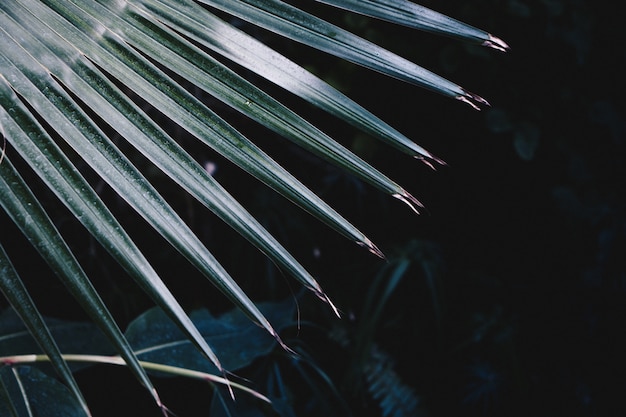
[0,0,507,415]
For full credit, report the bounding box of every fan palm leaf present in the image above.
[0,0,506,413]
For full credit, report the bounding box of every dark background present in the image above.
[2,0,625,416]
[246,1,624,415]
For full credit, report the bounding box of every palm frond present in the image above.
[0,0,506,413]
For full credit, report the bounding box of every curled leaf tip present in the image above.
[457,90,490,110]
[310,286,341,318]
[483,35,510,52]
[392,191,424,215]
[357,239,386,260]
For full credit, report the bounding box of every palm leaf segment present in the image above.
[0,0,507,412]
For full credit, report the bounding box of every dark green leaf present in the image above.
[199,0,488,106]
[126,299,295,374]
[0,366,85,417]
[135,0,443,161]
[77,0,422,207]
[0,2,239,372]
[0,308,113,367]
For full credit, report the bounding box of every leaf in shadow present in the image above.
[0,308,113,372]
[125,299,296,374]
[0,365,86,417]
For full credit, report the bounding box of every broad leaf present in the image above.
[0,308,113,366]
[126,299,296,374]
[0,366,86,417]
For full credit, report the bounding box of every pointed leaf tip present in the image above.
[307,284,341,318]
[392,191,424,215]
[151,388,171,417]
[457,89,490,110]
[416,154,447,170]
[259,315,299,355]
[483,35,510,52]
[357,239,386,260]
[319,291,342,318]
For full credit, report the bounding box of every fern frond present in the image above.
[364,345,425,417]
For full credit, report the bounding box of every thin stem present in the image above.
[0,354,270,403]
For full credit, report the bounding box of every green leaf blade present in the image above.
[0,6,240,375]
[136,0,442,162]
[316,0,509,51]
[200,0,486,104]
[91,0,423,207]
[0,366,86,417]
[2,0,295,373]
[33,0,383,259]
